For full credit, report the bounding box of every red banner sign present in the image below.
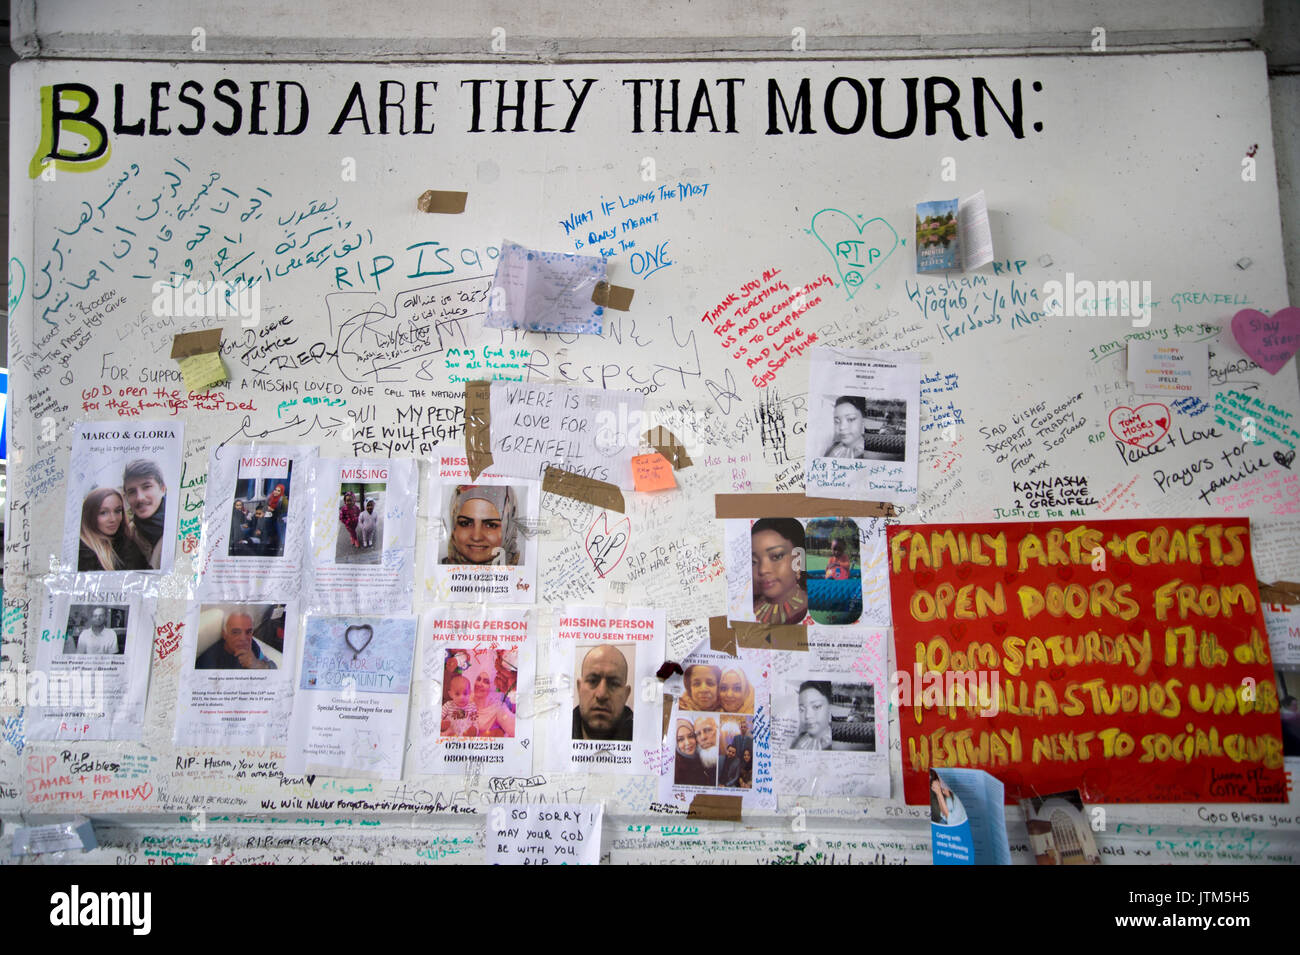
[888,519,1286,803]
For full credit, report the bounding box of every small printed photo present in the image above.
[929,768,967,826]
[572,643,635,742]
[441,483,528,567]
[673,714,719,788]
[228,461,292,558]
[750,517,808,625]
[1278,669,1300,758]
[820,396,908,462]
[805,518,862,625]
[440,647,519,739]
[789,680,875,751]
[718,715,754,789]
[336,482,385,565]
[61,604,129,655]
[76,458,170,572]
[1023,790,1102,865]
[195,603,286,671]
[680,661,756,715]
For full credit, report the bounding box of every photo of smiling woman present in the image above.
[78,487,151,572]
[442,484,522,566]
[751,517,808,625]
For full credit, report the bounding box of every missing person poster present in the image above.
[286,614,417,780]
[173,600,300,745]
[889,519,1288,804]
[723,516,889,628]
[804,349,920,505]
[425,456,540,604]
[419,607,535,775]
[657,644,776,810]
[195,443,316,601]
[542,606,664,775]
[61,421,184,574]
[772,628,890,797]
[305,458,418,615]
[25,583,152,741]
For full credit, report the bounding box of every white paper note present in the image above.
[484,803,603,865]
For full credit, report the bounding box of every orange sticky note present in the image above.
[631,452,676,491]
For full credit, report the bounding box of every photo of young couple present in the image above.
[77,459,168,572]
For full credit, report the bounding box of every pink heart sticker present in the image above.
[1231,307,1300,375]
[1109,403,1171,448]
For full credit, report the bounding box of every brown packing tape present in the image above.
[464,381,494,480]
[732,620,809,652]
[417,190,468,214]
[592,281,635,311]
[1258,580,1300,605]
[542,466,625,513]
[170,328,222,359]
[642,428,693,470]
[688,794,743,822]
[708,615,738,657]
[714,493,896,518]
[662,695,674,738]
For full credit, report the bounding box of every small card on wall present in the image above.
[1127,341,1210,397]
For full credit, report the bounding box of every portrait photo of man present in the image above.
[572,643,635,741]
[197,608,279,671]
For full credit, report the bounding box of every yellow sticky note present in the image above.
[178,352,229,391]
[631,452,677,492]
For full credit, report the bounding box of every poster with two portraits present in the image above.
[176,443,316,745]
[719,510,892,798]
[38,421,186,740]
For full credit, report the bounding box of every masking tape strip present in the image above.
[542,466,626,513]
[708,615,738,657]
[465,380,494,480]
[1259,580,1300,605]
[170,327,222,359]
[732,620,809,652]
[714,494,896,518]
[688,794,743,822]
[592,281,634,311]
[417,190,468,214]
[642,428,693,470]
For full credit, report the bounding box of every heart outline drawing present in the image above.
[585,511,631,579]
[1231,307,1300,375]
[1109,403,1171,449]
[1275,450,1295,470]
[809,209,899,300]
[345,623,374,656]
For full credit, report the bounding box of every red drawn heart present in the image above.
[1056,565,1074,582]
[1109,403,1172,449]
[991,620,1008,636]
[584,511,631,579]
[955,562,974,580]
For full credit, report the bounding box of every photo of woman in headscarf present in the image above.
[751,517,808,625]
[78,487,151,572]
[443,484,522,566]
[674,718,714,787]
[717,666,755,714]
[470,664,516,738]
[679,663,722,711]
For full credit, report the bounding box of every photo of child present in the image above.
[804,518,862,625]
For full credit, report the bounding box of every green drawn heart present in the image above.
[8,257,25,312]
[809,210,899,300]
